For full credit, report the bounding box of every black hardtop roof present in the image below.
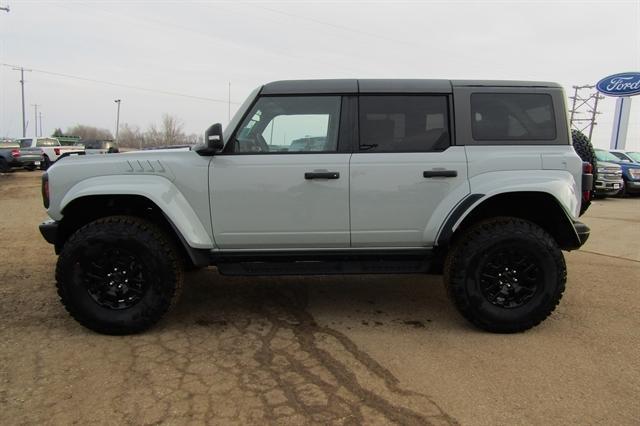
[260,79,561,95]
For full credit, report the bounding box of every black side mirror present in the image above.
[195,123,224,156]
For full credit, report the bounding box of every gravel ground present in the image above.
[1,171,638,425]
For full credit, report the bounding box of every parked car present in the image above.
[40,78,592,335]
[595,149,640,195]
[593,159,623,197]
[18,137,84,170]
[0,141,40,172]
[609,150,640,164]
[76,139,119,154]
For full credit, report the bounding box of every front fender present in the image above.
[54,175,214,249]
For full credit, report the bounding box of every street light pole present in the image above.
[114,99,121,140]
[39,111,43,137]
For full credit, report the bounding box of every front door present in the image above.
[350,94,470,247]
[210,95,351,249]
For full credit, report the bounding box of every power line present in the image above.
[1,63,241,104]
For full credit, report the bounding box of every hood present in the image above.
[596,161,621,169]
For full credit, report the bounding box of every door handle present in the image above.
[423,170,458,178]
[305,171,340,180]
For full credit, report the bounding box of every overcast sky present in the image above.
[1,0,639,149]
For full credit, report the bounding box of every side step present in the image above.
[212,249,434,276]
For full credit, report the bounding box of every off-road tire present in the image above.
[571,129,597,215]
[0,158,9,173]
[56,216,183,334]
[40,155,51,170]
[444,217,566,333]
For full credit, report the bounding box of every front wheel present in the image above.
[444,217,566,333]
[56,216,183,334]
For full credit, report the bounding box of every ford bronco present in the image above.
[39,79,592,334]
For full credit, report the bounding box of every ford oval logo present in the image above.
[596,72,640,97]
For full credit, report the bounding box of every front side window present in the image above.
[231,96,341,153]
[358,95,450,152]
[471,93,556,141]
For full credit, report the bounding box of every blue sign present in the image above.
[596,72,640,97]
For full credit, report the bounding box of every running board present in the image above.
[211,249,434,276]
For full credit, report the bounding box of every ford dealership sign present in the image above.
[596,72,640,97]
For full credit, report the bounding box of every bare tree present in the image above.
[160,114,185,146]
[66,124,113,141]
[117,123,145,149]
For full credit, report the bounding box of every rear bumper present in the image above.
[39,219,58,245]
[573,221,590,248]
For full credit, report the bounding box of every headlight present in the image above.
[597,167,606,174]
[629,169,640,179]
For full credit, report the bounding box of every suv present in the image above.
[76,139,119,154]
[38,79,592,335]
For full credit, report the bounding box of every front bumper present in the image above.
[39,219,58,245]
[624,180,640,193]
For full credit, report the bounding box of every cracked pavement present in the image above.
[1,171,639,425]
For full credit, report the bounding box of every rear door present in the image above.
[350,94,469,247]
[210,95,351,249]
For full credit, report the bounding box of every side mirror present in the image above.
[195,123,224,156]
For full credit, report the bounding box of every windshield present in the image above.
[626,152,640,162]
[595,149,619,162]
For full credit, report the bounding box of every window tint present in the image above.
[471,93,556,141]
[232,96,341,153]
[358,96,450,152]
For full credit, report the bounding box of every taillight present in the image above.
[582,162,593,203]
[11,149,20,158]
[54,147,61,156]
[42,173,50,208]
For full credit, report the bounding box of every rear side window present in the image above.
[471,93,556,141]
[359,95,450,152]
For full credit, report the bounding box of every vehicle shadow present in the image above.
[172,267,465,333]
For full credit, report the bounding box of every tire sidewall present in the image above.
[57,220,179,333]
[462,236,560,325]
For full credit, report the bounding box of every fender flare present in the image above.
[57,175,214,249]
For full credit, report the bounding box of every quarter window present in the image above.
[471,93,556,141]
[358,95,450,152]
[231,96,341,153]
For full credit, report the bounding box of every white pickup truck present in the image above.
[18,137,84,170]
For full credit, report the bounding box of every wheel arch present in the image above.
[440,191,582,251]
[56,194,211,267]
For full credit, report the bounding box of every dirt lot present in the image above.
[1,171,638,425]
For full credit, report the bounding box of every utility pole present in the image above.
[31,104,39,137]
[228,82,231,122]
[39,111,43,137]
[568,85,604,141]
[114,99,121,140]
[13,67,32,137]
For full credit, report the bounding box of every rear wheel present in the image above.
[444,217,566,333]
[0,158,9,173]
[56,216,183,334]
[40,155,51,170]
